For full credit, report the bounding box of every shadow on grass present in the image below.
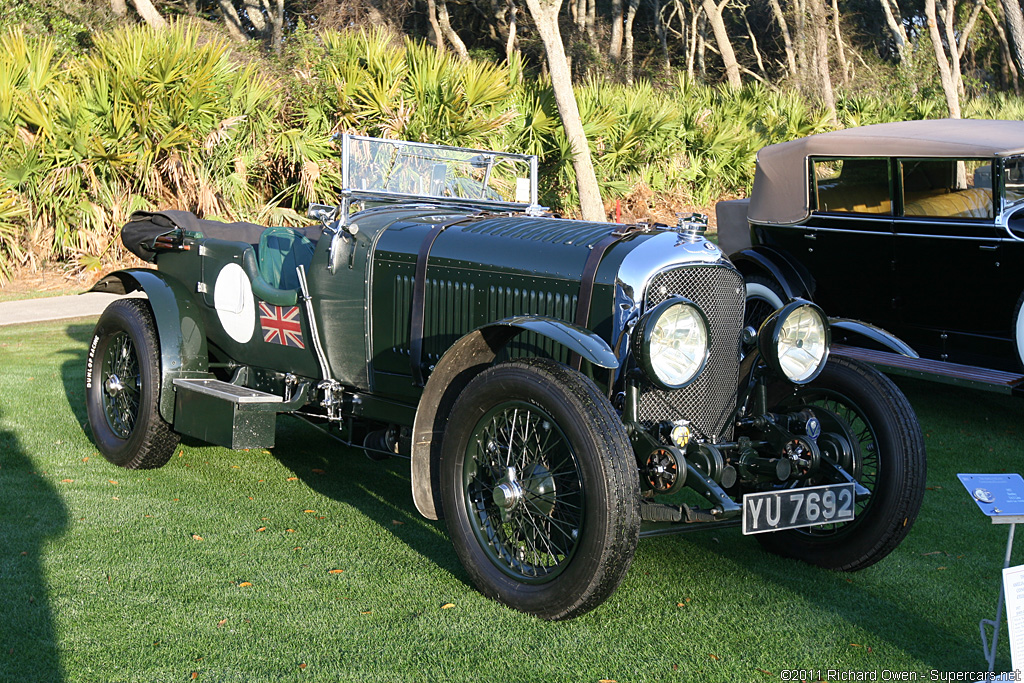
[266,415,469,584]
[56,319,468,587]
[59,322,95,441]
[0,409,69,683]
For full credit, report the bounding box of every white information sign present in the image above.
[1003,564,1024,671]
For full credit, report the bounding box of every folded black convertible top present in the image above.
[121,210,320,262]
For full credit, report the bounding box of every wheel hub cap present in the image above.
[105,374,125,397]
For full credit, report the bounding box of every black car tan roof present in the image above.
[748,119,1024,225]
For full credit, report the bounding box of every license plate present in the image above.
[742,483,856,535]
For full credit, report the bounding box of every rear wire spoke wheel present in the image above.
[441,358,639,620]
[757,356,926,571]
[86,299,178,469]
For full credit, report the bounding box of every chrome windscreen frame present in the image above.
[337,133,546,226]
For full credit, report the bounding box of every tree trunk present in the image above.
[701,0,741,88]
[686,0,699,80]
[131,0,168,28]
[624,0,639,84]
[219,0,248,41]
[925,0,961,118]
[506,0,519,62]
[244,0,267,32]
[426,0,446,50]
[985,3,1021,94]
[609,0,624,62]
[938,0,964,97]
[808,0,835,119]
[768,0,797,77]
[878,0,909,64]
[792,0,810,91]
[523,0,605,222]
[744,14,766,78]
[586,0,598,49]
[958,0,984,60]
[270,0,284,53]
[651,0,671,73]
[830,0,848,86]
[1001,0,1024,84]
[438,0,470,60]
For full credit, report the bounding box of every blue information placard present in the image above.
[958,473,1024,521]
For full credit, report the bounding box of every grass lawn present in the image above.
[2,318,1023,682]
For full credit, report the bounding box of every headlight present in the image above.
[633,297,709,389]
[758,300,830,384]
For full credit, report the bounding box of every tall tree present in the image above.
[768,0,797,77]
[111,0,168,28]
[925,0,961,117]
[609,0,624,61]
[701,0,742,88]
[1001,0,1024,85]
[878,0,909,64]
[523,0,605,221]
[808,0,835,117]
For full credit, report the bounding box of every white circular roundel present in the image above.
[213,263,255,344]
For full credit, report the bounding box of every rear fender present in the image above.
[410,316,619,520]
[91,270,209,422]
[730,246,815,301]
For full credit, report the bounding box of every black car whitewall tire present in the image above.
[86,298,179,469]
[1013,291,1024,369]
[757,356,926,571]
[744,273,786,333]
[440,358,640,620]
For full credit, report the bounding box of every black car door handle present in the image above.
[804,233,817,240]
[979,244,999,251]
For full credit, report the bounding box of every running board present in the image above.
[171,378,308,450]
[831,344,1024,396]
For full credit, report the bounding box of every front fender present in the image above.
[829,319,919,357]
[730,246,815,301]
[91,269,209,422]
[409,316,619,520]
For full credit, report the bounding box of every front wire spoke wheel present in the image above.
[465,401,582,582]
[441,358,640,620]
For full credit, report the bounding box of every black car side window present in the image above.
[900,158,993,220]
[812,158,891,215]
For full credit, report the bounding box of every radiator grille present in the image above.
[639,265,745,441]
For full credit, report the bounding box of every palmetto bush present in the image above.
[3,21,1024,282]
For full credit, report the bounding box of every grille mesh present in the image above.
[639,265,745,441]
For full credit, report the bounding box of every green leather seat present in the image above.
[257,226,316,290]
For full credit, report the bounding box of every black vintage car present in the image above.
[720,119,1024,395]
[87,135,925,620]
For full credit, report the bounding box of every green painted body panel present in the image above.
[101,269,210,422]
[362,209,636,404]
[133,206,645,426]
[158,239,320,380]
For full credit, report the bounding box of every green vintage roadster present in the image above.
[87,135,926,619]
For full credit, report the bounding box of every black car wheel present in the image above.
[757,356,926,571]
[86,299,179,469]
[440,358,640,620]
[744,273,786,332]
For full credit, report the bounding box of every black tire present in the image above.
[744,273,786,333]
[86,298,178,469]
[440,358,640,620]
[756,356,926,571]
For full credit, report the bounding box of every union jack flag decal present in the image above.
[259,303,305,349]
